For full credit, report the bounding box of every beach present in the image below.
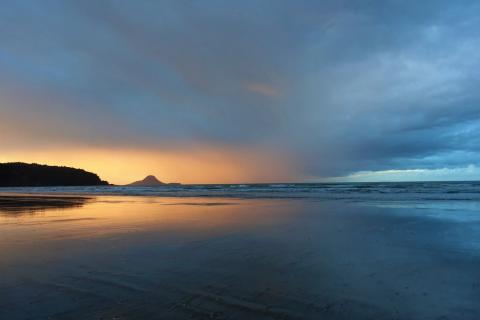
[3,1,479,318]
[1,193,480,319]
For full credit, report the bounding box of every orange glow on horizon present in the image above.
[0,146,298,185]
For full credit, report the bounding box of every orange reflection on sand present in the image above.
[0,196,297,259]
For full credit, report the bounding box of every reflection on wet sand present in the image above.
[0,194,91,215]
[1,195,480,320]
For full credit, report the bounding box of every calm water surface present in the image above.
[1,195,479,319]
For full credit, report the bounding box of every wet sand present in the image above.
[1,195,479,319]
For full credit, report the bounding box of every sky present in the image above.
[1,0,480,184]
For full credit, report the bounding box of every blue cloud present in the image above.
[1,0,480,179]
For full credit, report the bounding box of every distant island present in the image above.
[0,162,109,187]
[127,175,181,187]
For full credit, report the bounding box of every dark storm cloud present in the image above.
[1,0,480,177]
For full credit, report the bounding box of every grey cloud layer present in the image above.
[1,0,479,177]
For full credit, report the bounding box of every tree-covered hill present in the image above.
[0,163,109,187]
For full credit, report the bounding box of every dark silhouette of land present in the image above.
[0,162,109,187]
[128,175,180,186]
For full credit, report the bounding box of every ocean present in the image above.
[2,181,480,202]
[1,182,480,319]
